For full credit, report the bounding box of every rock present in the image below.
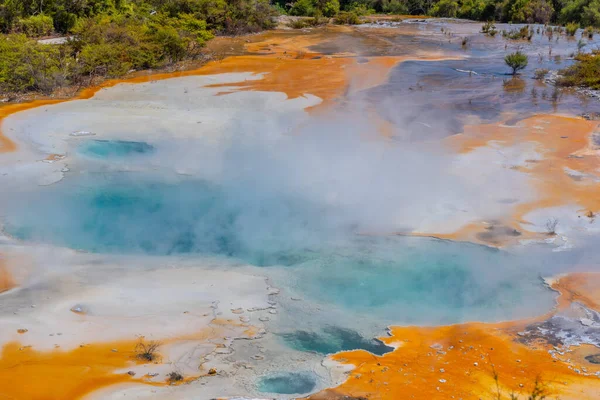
[239,316,250,323]
[70,305,86,314]
[268,309,277,314]
[231,308,244,314]
[259,316,270,322]
[208,368,217,375]
[17,329,28,334]
[127,371,136,376]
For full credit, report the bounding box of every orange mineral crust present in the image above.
[454,115,600,220]
[0,29,460,154]
[428,114,600,245]
[308,273,600,400]
[0,340,139,400]
[0,319,256,399]
[0,257,15,294]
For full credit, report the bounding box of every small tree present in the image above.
[505,51,528,75]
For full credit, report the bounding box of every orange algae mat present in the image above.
[309,274,600,400]
[0,340,138,399]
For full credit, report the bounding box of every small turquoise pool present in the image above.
[78,140,155,158]
[257,372,317,394]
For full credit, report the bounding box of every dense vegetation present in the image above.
[557,49,600,89]
[1,0,599,96]
[0,0,276,95]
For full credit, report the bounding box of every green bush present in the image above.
[534,68,549,79]
[381,0,408,14]
[429,0,459,17]
[582,0,600,27]
[566,21,579,35]
[323,0,341,16]
[504,50,528,74]
[502,25,533,39]
[0,34,66,93]
[333,11,361,24]
[14,14,54,37]
[53,9,78,34]
[584,25,595,37]
[557,49,600,89]
[290,0,317,16]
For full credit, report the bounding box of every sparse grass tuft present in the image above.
[167,371,184,383]
[134,339,161,362]
[534,68,549,80]
[482,21,497,37]
[503,26,533,40]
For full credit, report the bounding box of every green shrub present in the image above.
[557,49,600,89]
[381,0,407,13]
[504,50,528,74]
[429,0,459,17]
[290,0,317,16]
[333,11,361,24]
[481,21,497,34]
[584,26,595,38]
[0,34,66,93]
[14,14,54,37]
[502,25,533,40]
[566,21,579,35]
[533,68,549,79]
[53,9,78,34]
[322,0,341,16]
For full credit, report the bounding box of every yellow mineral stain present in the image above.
[309,273,600,400]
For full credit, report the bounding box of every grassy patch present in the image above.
[557,49,600,89]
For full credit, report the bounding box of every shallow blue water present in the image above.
[78,140,155,158]
[3,173,555,325]
[257,372,317,394]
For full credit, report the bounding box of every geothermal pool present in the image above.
[1,19,600,400]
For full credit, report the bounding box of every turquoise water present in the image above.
[281,326,393,355]
[4,174,555,325]
[257,372,317,394]
[78,140,155,158]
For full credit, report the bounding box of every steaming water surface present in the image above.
[2,21,590,397]
[4,172,555,328]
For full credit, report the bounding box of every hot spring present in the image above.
[3,171,555,329]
